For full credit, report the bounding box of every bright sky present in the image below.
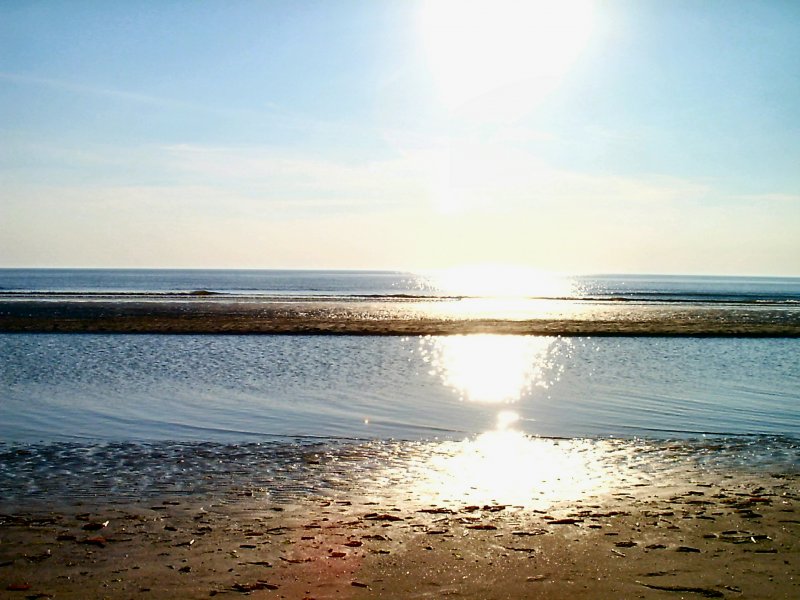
[1,0,798,275]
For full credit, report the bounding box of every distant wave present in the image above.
[2,289,800,306]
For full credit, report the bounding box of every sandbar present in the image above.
[1,297,799,336]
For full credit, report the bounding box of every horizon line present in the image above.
[0,266,799,279]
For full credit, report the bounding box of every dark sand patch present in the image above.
[1,297,799,335]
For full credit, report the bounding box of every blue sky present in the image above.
[1,0,798,274]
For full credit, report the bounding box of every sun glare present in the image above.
[398,333,604,508]
[428,264,573,298]
[419,0,595,111]
[413,431,609,507]
[421,334,558,404]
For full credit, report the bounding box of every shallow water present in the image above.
[1,435,797,510]
[2,333,798,508]
[1,334,798,442]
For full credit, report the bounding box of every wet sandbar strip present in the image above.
[1,298,799,336]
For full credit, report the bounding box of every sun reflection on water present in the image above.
[407,333,606,507]
[408,264,591,323]
[411,431,610,508]
[424,264,575,299]
[420,334,560,404]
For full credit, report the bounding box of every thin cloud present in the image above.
[0,71,197,109]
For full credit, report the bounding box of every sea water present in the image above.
[1,334,798,443]
[2,268,800,303]
[1,270,799,506]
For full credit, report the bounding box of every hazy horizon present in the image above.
[2,266,800,281]
[2,1,799,276]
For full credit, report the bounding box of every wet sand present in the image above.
[1,472,797,599]
[1,297,799,335]
[1,435,798,599]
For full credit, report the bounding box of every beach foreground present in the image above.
[2,464,797,598]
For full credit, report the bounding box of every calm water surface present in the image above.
[2,334,797,442]
[3,268,800,303]
[2,333,798,507]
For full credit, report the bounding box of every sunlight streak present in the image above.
[415,430,610,507]
[427,264,574,298]
[409,332,598,507]
[420,334,560,404]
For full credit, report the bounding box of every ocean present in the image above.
[1,269,798,507]
[2,268,800,303]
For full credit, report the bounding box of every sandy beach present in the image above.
[1,441,798,599]
[1,474,797,599]
[2,297,799,336]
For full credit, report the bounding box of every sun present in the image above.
[419,0,595,112]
